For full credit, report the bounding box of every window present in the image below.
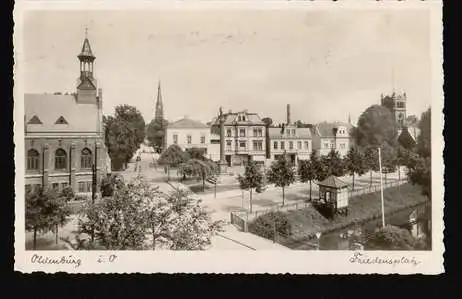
[55,148,67,170]
[78,181,92,193]
[27,149,39,170]
[200,135,206,144]
[273,141,278,150]
[28,115,42,125]
[187,135,192,144]
[173,134,178,144]
[226,129,232,137]
[235,140,238,148]
[281,141,285,150]
[253,128,258,137]
[61,182,69,190]
[86,181,93,192]
[289,141,294,150]
[78,182,85,193]
[297,141,302,150]
[253,141,263,151]
[239,141,246,149]
[340,143,346,149]
[239,129,245,137]
[52,183,59,190]
[286,129,290,135]
[304,141,309,150]
[258,128,263,137]
[81,148,92,169]
[226,140,232,149]
[292,129,296,136]
[323,143,329,149]
[238,116,242,121]
[55,116,68,125]
[242,116,246,121]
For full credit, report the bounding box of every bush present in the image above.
[365,225,418,250]
[249,212,292,240]
[60,186,75,201]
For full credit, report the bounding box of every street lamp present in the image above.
[315,232,322,250]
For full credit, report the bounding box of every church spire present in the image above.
[76,27,98,103]
[348,113,352,125]
[154,80,164,123]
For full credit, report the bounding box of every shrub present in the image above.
[60,186,75,201]
[364,225,418,250]
[249,212,292,240]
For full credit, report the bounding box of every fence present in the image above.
[348,179,408,197]
[230,211,248,232]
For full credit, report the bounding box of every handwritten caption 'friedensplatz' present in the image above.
[349,252,421,267]
[30,254,118,268]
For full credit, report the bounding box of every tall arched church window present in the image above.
[55,148,67,170]
[81,148,93,169]
[27,149,39,170]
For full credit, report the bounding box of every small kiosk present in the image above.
[316,175,350,218]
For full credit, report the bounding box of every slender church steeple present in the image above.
[76,26,98,103]
[154,80,164,123]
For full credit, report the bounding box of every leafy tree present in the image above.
[365,225,419,250]
[100,174,125,197]
[395,145,408,183]
[407,156,431,199]
[185,147,207,160]
[115,105,146,146]
[78,176,223,250]
[308,150,325,182]
[380,143,397,184]
[298,159,316,201]
[322,149,345,178]
[237,161,264,213]
[355,105,398,149]
[344,147,366,191]
[261,117,273,127]
[363,146,379,187]
[416,107,431,158]
[266,154,296,206]
[178,159,216,192]
[146,118,169,152]
[25,187,71,249]
[158,145,189,181]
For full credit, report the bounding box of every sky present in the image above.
[22,9,432,125]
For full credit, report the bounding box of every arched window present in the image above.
[55,148,67,170]
[81,148,93,169]
[27,149,39,170]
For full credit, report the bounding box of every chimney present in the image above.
[286,104,291,125]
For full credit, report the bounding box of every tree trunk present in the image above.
[385,171,387,185]
[202,176,205,192]
[352,172,355,191]
[370,170,373,187]
[309,180,312,201]
[249,189,253,213]
[152,229,156,250]
[33,227,37,250]
[398,165,401,183]
[282,186,285,206]
[167,165,170,182]
[55,224,59,245]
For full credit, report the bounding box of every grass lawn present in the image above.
[256,183,429,245]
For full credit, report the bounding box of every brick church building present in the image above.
[24,31,111,196]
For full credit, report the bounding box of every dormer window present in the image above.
[55,116,68,125]
[27,115,43,125]
[242,116,246,121]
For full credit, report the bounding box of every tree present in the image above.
[416,107,431,158]
[298,159,316,201]
[25,187,71,249]
[178,159,216,192]
[266,154,296,206]
[237,161,264,213]
[158,145,189,181]
[115,105,146,146]
[365,225,419,250]
[405,115,419,126]
[363,146,380,187]
[322,149,345,178]
[395,145,408,183]
[344,147,366,191]
[78,176,223,250]
[146,118,169,152]
[380,143,397,184]
[261,117,273,127]
[185,147,207,160]
[100,174,125,197]
[407,156,431,199]
[355,105,398,149]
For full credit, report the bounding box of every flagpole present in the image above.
[378,147,385,228]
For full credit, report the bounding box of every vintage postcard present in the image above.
[13,0,444,274]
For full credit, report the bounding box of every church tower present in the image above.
[154,80,164,123]
[381,92,407,129]
[76,28,98,104]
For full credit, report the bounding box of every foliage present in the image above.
[266,155,296,205]
[298,158,317,200]
[158,145,189,168]
[248,212,292,241]
[261,117,273,127]
[320,149,345,179]
[365,225,419,250]
[185,147,207,160]
[146,118,169,151]
[60,186,75,201]
[380,143,397,174]
[104,105,146,170]
[355,105,398,149]
[178,159,216,191]
[416,107,431,158]
[100,174,125,197]
[407,156,431,199]
[25,187,71,249]
[77,176,223,250]
[344,147,366,190]
[237,161,264,213]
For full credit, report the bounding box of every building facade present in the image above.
[211,110,266,166]
[24,33,110,196]
[381,92,407,130]
[312,122,353,157]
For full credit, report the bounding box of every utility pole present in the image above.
[378,147,385,228]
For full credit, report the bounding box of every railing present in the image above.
[230,211,248,232]
[348,179,408,197]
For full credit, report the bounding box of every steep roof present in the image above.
[317,175,350,189]
[314,121,353,138]
[78,38,95,59]
[25,93,99,133]
[168,117,208,129]
[211,111,265,126]
[268,126,312,139]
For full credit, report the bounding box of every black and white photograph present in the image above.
[14,0,444,274]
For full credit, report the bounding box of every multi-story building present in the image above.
[165,116,214,157]
[211,110,266,166]
[24,32,110,196]
[312,122,353,157]
[268,105,312,166]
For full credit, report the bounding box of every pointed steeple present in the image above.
[154,80,164,123]
[76,27,98,103]
[348,113,352,125]
[78,26,95,60]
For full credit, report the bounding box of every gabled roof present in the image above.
[78,38,95,59]
[268,125,312,139]
[211,111,265,126]
[77,77,97,90]
[27,115,42,125]
[317,175,350,189]
[55,116,68,125]
[313,121,353,138]
[168,117,208,129]
[25,93,99,133]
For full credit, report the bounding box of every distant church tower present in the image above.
[76,27,98,104]
[381,92,407,129]
[154,80,164,123]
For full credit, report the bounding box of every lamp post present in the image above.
[378,147,385,228]
[315,232,322,250]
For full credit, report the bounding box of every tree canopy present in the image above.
[416,107,431,158]
[146,118,169,152]
[344,147,366,190]
[261,117,273,127]
[267,155,296,206]
[365,225,420,250]
[354,105,398,149]
[238,161,264,213]
[158,145,189,168]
